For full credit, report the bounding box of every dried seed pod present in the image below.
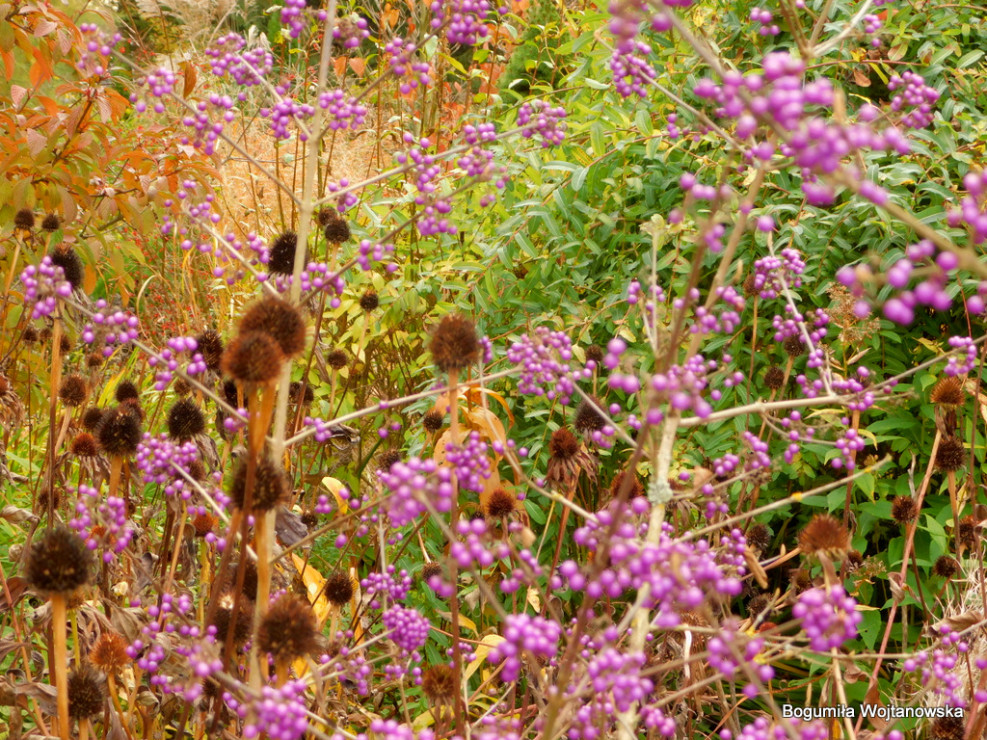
[239,297,307,357]
[257,594,320,662]
[322,573,354,607]
[430,314,479,374]
[167,398,206,441]
[25,527,93,595]
[95,405,142,457]
[222,331,285,384]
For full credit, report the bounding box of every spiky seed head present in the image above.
[257,594,320,662]
[229,457,289,512]
[323,573,354,607]
[49,248,83,290]
[891,495,918,524]
[239,297,307,357]
[196,329,225,372]
[747,593,772,617]
[167,398,205,441]
[222,331,285,384]
[222,379,240,408]
[58,374,88,407]
[422,410,443,433]
[958,515,978,551]
[931,376,966,407]
[377,449,402,473]
[359,290,379,311]
[59,334,72,353]
[114,380,140,404]
[81,407,104,431]
[764,366,785,391]
[790,567,812,593]
[798,514,850,560]
[429,314,479,374]
[210,592,254,645]
[609,470,643,499]
[192,512,217,537]
[39,327,52,343]
[95,405,142,457]
[268,231,302,276]
[935,436,965,472]
[323,215,350,244]
[930,716,964,740]
[68,665,105,719]
[188,460,206,481]
[845,549,863,571]
[485,489,517,519]
[742,273,758,297]
[228,560,259,601]
[42,213,61,232]
[421,562,442,584]
[86,352,104,369]
[422,664,457,705]
[584,345,604,365]
[90,631,130,673]
[574,396,606,434]
[316,208,335,227]
[14,209,34,230]
[549,428,579,461]
[933,555,960,579]
[288,381,314,405]
[746,523,771,554]
[70,433,98,457]
[25,527,93,595]
[120,397,144,422]
[326,349,348,370]
[22,326,39,343]
[173,378,192,396]
[783,336,807,357]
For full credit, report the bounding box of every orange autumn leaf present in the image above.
[348,57,366,76]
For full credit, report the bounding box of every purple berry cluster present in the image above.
[792,584,862,651]
[507,326,589,405]
[206,34,274,87]
[518,101,567,147]
[135,433,202,499]
[20,257,72,319]
[488,614,562,682]
[70,484,134,561]
[377,457,455,526]
[382,605,431,653]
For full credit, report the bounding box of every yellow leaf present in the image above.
[322,476,349,514]
[463,634,505,681]
[291,552,332,625]
[526,588,541,611]
[466,406,508,451]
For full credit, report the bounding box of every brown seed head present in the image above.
[60,334,73,353]
[783,336,807,357]
[240,297,307,357]
[422,410,444,433]
[549,428,579,461]
[933,555,960,579]
[210,592,254,645]
[81,407,104,431]
[323,573,355,607]
[229,457,289,512]
[316,208,335,227]
[326,348,348,370]
[746,523,771,554]
[68,665,105,719]
[228,560,259,601]
[323,215,350,244]
[58,374,88,407]
[798,514,850,560]
[50,248,83,290]
[14,209,34,230]
[430,314,480,374]
[115,380,140,404]
[485,489,517,519]
[269,231,303,276]
[764,366,785,391]
[22,326,39,343]
[95,405,142,457]
[584,345,604,365]
[42,213,61,232]
[790,567,812,593]
[377,449,402,473]
[173,378,192,396]
[90,631,130,673]
[167,398,205,441]
[192,512,217,537]
[70,433,99,457]
[574,396,606,434]
[891,496,918,524]
[958,515,978,551]
[930,376,965,407]
[609,470,643,499]
[257,594,320,662]
[935,436,965,472]
[421,562,443,584]
[86,352,104,369]
[422,664,457,705]
[930,716,964,740]
[289,381,315,405]
[196,329,225,372]
[25,527,93,595]
[222,331,285,384]
[359,290,379,311]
